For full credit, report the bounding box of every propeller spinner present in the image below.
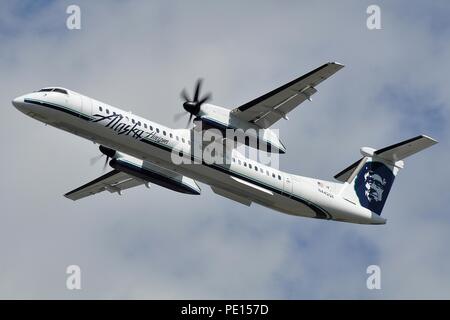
[177,78,211,128]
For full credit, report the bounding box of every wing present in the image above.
[231,62,344,128]
[64,169,147,200]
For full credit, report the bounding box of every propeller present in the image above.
[177,78,212,128]
[90,145,116,172]
[173,111,188,122]
[89,153,103,166]
[102,155,110,171]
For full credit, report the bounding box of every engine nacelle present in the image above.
[195,103,286,153]
[99,146,201,195]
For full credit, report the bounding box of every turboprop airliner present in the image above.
[12,62,437,224]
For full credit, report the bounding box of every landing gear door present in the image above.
[283,176,293,196]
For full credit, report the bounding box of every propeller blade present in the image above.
[103,156,109,171]
[173,111,187,122]
[89,154,103,166]
[186,114,193,128]
[198,92,212,105]
[181,88,190,102]
[194,78,202,101]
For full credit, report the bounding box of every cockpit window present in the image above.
[53,88,68,94]
[37,88,68,94]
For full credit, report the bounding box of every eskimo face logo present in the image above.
[355,161,394,215]
[364,170,386,202]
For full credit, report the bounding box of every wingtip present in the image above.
[420,134,439,145]
[330,61,345,68]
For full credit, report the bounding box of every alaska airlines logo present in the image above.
[354,161,394,215]
[91,113,169,144]
[364,170,386,202]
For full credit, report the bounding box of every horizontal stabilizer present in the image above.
[374,135,438,162]
[334,158,364,183]
[334,135,438,183]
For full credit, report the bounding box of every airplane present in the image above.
[12,62,437,225]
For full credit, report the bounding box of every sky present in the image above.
[0,0,449,299]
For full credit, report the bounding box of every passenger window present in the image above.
[182,138,185,143]
[255,166,258,171]
[278,175,282,180]
[144,123,147,129]
[249,164,252,169]
[244,162,247,167]
[150,126,153,130]
[176,136,179,141]
[272,173,276,178]
[137,121,141,126]
[170,133,173,138]
[99,106,103,112]
[106,109,110,114]
[156,128,159,133]
[163,131,166,136]
[132,119,135,124]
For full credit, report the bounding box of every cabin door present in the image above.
[283,176,293,196]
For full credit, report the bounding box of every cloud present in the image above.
[0,0,449,299]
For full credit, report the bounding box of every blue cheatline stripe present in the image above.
[25,98,332,219]
[24,99,93,121]
[140,139,332,220]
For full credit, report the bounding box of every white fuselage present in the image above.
[12,88,386,225]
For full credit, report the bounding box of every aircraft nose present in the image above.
[12,96,24,109]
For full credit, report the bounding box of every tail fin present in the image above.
[335,135,438,215]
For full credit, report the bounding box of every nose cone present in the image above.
[12,96,24,109]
